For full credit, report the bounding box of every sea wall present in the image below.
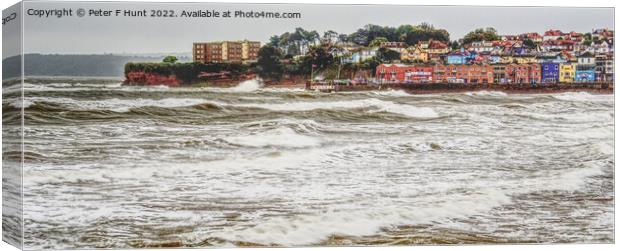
[310,82,614,94]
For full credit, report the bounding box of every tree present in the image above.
[361,57,381,74]
[376,48,401,63]
[583,39,593,46]
[267,35,281,47]
[271,27,321,56]
[523,39,536,48]
[338,34,349,44]
[462,27,500,44]
[300,45,334,74]
[256,46,284,80]
[369,37,389,47]
[162,55,178,64]
[348,24,398,46]
[399,23,450,45]
[449,41,460,50]
[323,30,339,44]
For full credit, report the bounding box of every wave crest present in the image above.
[225,127,321,148]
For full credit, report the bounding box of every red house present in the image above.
[376,64,433,83]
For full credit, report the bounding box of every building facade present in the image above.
[433,64,493,84]
[576,52,597,82]
[575,69,596,82]
[193,40,260,63]
[376,64,433,83]
[505,63,541,84]
[401,46,428,62]
[541,62,560,83]
[559,63,576,83]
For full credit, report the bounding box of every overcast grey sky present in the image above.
[16,1,615,56]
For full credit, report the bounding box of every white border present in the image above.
[0,1,617,251]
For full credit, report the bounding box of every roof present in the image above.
[578,52,595,57]
[523,32,543,39]
[544,30,563,36]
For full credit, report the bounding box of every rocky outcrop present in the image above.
[124,71,181,86]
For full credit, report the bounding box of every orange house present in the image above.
[433,64,494,84]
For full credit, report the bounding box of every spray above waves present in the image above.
[228,79,263,92]
[203,79,264,93]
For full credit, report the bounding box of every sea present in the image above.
[1,78,614,249]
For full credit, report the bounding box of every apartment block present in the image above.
[193,40,261,63]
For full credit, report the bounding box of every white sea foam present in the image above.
[595,142,614,155]
[208,188,512,246]
[465,91,508,97]
[7,98,33,109]
[18,81,614,248]
[204,158,605,246]
[370,89,412,97]
[20,96,209,112]
[260,87,307,93]
[225,127,321,148]
[552,92,595,102]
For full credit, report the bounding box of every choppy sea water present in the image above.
[2,78,614,249]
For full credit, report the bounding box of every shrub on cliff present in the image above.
[124,62,249,84]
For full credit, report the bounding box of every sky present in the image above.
[8,1,615,57]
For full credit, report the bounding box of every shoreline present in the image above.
[263,83,613,95]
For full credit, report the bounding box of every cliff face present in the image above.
[124,71,181,86]
[123,62,252,86]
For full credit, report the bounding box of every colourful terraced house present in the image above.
[575,69,596,82]
[541,62,560,83]
[559,63,576,83]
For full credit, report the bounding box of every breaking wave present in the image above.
[551,91,613,103]
[18,97,210,112]
[231,98,439,118]
[225,127,321,148]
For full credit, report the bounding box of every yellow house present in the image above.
[501,55,537,64]
[500,55,514,64]
[513,55,538,64]
[559,63,576,83]
[419,40,450,55]
[401,46,428,62]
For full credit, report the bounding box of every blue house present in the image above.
[537,54,566,64]
[488,55,502,64]
[446,48,477,64]
[541,62,560,83]
[575,69,596,82]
